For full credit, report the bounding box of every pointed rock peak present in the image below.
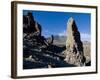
[67,17,78,33]
[69,17,74,20]
[65,17,86,66]
[68,17,74,24]
[67,17,76,32]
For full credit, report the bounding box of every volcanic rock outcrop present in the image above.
[23,12,75,69]
[64,17,86,66]
[23,12,55,68]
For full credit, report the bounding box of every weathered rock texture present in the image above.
[65,17,86,66]
[23,12,75,69]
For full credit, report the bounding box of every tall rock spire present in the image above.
[65,17,86,66]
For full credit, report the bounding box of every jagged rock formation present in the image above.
[23,12,54,69]
[23,12,54,47]
[23,12,75,69]
[64,17,86,66]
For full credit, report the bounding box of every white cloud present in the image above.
[58,30,66,36]
[80,33,91,41]
[44,29,90,42]
[58,31,90,41]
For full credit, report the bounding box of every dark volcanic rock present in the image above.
[65,17,86,66]
[23,12,75,69]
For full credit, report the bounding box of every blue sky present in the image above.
[23,10,91,41]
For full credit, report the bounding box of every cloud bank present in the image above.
[58,30,90,41]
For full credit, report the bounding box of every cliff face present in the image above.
[65,17,86,66]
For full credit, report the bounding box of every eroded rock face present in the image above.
[65,17,86,66]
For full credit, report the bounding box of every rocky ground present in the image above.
[23,35,91,69]
[23,36,74,69]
